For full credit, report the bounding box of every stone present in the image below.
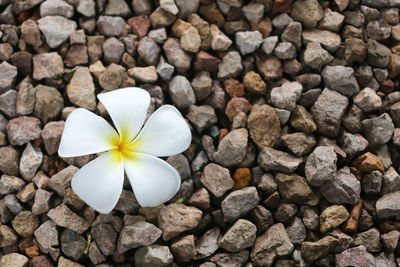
[255,55,282,80]
[41,121,64,155]
[225,97,251,120]
[311,88,349,137]
[344,38,367,63]
[20,143,42,181]
[168,76,196,109]
[91,223,117,256]
[103,37,124,65]
[259,147,303,174]
[286,216,306,245]
[104,0,131,17]
[58,257,84,267]
[199,3,224,27]
[158,203,202,241]
[61,229,86,261]
[320,167,361,205]
[218,51,242,79]
[304,42,333,70]
[213,128,248,167]
[135,245,173,267]
[235,31,263,55]
[150,7,176,28]
[34,84,64,124]
[0,90,16,120]
[319,8,344,31]
[66,67,96,110]
[128,66,158,83]
[7,116,41,146]
[367,39,391,68]
[191,71,212,101]
[38,16,77,48]
[194,51,221,73]
[128,16,151,39]
[180,26,201,53]
[322,65,360,97]
[275,173,315,203]
[0,61,17,93]
[221,186,259,221]
[320,205,349,233]
[98,63,125,91]
[376,191,400,220]
[16,82,35,116]
[200,163,233,198]
[187,105,217,133]
[381,167,400,195]
[138,36,160,66]
[0,253,28,267]
[196,227,220,259]
[305,146,337,187]
[0,175,25,195]
[170,235,196,262]
[291,0,323,27]
[157,56,174,81]
[12,211,39,237]
[247,105,281,149]
[163,38,191,73]
[353,152,385,173]
[381,230,399,253]
[361,113,394,148]
[21,19,42,48]
[262,36,278,55]
[88,242,105,264]
[274,41,296,60]
[271,82,303,111]
[251,223,294,267]
[301,236,340,262]
[218,219,256,252]
[281,132,316,157]
[353,87,381,113]
[166,154,191,181]
[340,131,368,157]
[362,170,382,195]
[0,224,17,247]
[48,166,78,197]
[47,204,89,234]
[32,189,53,215]
[0,147,20,176]
[302,29,341,52]
[76,0,95,16]
[243,71,266,94]
[117,221,162,253]
[242,2,264,23]
[367,19,391,41]
[4,194,23,214]
[33,52,64,81]
[210,251,249,267]
[354,228,382,253]
[40,0,74,18]
[96,16,126,37]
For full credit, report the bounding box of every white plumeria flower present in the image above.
[58,87,192,214]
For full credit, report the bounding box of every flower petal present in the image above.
[71,150,124,214]
[98,87,150,143]
[58,108,119,157]
[129,105,192,157]
[123,152,181,207]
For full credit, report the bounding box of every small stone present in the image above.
[243,71,266,94]
[304,42,333,70]
[250,223,294,267]
[34,85,64,124]
[221,186,259,221]
[21,19,42,48]
[218,51,243,79]
[187,188,210,210]
[303,29,341,52]
[235,31,263,55]
[47,204,89,234]
[0,175,25,195]
[58,257,84,267]
[286,217,306,245]
[381,230,399,253]
[319,8,345,32]
[275,173,315,203]
[271,82,302,111]
[291,0,323,27]
[157,56,174,81]
[41,121,64,156]
[32,189,53,215]
[225,97,250,120]
[163,38,191,73]
[168,75,196,109]
[213,128,248,167]
[210,24,232,51]
[353,152,385,173]
[281,132,316,157]
[194,51,221,73]
[255,55,283,80]
[354,228,382,253]
[322,65,360,97]
[0,146,19,176]
[311,88,349,137]
[301,236,340,262]
[87,36,104,63]
[376,191,400,220]
[258,147,303,174]
[196,227,220,259]
[91,223,117,256]
[367,19,391,41]
[166,154,191,181]
[340,131,368,157]
[16,82,35,116]
[96,16,126,37]
[218,219,256,252]
[64,44,89,66]
[12,211,39,237]
[0,61,17,93]
[98,63,125,91]
[76,0,95,17]
[305,146,337,187]
[199,3,224,27]
[344,38,367,64]
[61,229,86,261]
[367,39,391,68]
[180,26,201,53]
[191,71,212,101]
[0,90,16,120]
[88,242,105,265]
[128,66,158,83]
[7,116,41,146]
[232,168,251,190]
[0,253,28,267]
[138,36,160,65]
[40,0,74,18]
[187,105,217,133]
[104,0,131,17]
[150,7,176,28]
[0,224,17,247]
[274,42,296,60]
[362,170,382,195]
[103,37,124,65]
[63,187,85,211]
[335,246,376,267]
[20,143,42,181]
[117,221,162,253]
[320,205,349,233]
[353,87,381,113]
[158,203,202,241]
[38,16,77,48]
[135,245,173,267]
[361,113,394,148]
[67,67,96,110]
[200,163,234,198]
[242,1,264,23]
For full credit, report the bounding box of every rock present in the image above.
[12,211,39,237]
[291,0,323,27]
[103,37,124,65]
[255,55,282,80]
[196,227,220,259]
[335,245,375,267]
[319,8,345,31]
[96,16,126,37]
[32,189,53,215]
[311,88,349,137]
[104,0,131,17]
[367,39,391,68]
[0,175,25,195]
[186,105,217,133]
[158,203,202,241]
[0,146,20,176]
[7,116,41,146]
[38,16,77,48]
[40,0,74,18]
[150,7,176,28]
[20,143,42,180]
[58,257,84,267]
[128,16,151,39]
[302,29,341,52]
[235,31,263,55]
[243,71,266,94]
[88,242,106,265]
[305,146,337,187]
[304,42,333,70]
[354,228,381,253]
[340,131,368,157]
[163,38,191,73]
[66,67,96,110]
[0,224,17,247]
[320,205,349,233]
[221,186,259,221]
[76,0,95,17]
[138,36,160,66]
[258,147,303,174]
[376,191,400,220]
[242,2,264,24]
[194,51,221,73]
[353,87,381,113]
[344,38,367,63]
[32,52,64,81]
[0,61,17,93]
[225,97,250,120]
[47,204,89,234]
[274,42,296,60]
[0,90,16,117]
[281,132,316,157]
[171,235,196,262]
[91,223,117,256]
[16,81,35,116]
[262,36,278,55]
[41,121,64,155]
[301,236,340,262]
[250,223,294,267]
[129,66,158,83]
[21,19,42,48]
[218,51,242,79]
[381,230,399,253]
[213,128,248,167]
[275,173,315,203]
[247,105,281,149]
[166,154,191,181]
[210,24,232,51]
[361,113,394,148]
[367,19,391,41]
[98,63,125,91]
[271,82,303,111]
[168,76,196,109]
[188,188,210,210]
[322,65,360,97]
[286,216,306,245]
[362,170,382,195]
[48,166,78,197]
[157,56,174,81]
[118,221,162,253]
[0,253,28,267]
[61,229,86,261]
[5,194,23,214]
[210,250,249,267]
[34,84,64,124]
[218,219,256,252]
[191,71,212,101]
[180,26,201,53]
[135,245,173,267]
[200,163,233,198]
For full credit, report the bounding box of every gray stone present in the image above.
[381,230,399,253]
[48,166,78,197]
[361,113,394,148]
[0,224,17,247]
[270,81,303,111]
[305,146,337,187]
[213,128,248,167]
[20,143,42,181]
[262,36,278,55]
[218,219,256,252]
[118,221,162,253]
[275,173,315,203]
[191,71,212,101]
[340,131,368,157]
[40,0,74,18]
[135,245,173,267]
[166,154,191,180]
[196,227,220,259]
[322,65,360,97]
[319,8,345,32]
[47,204,89,234]
[362,170,382,195]
[168,75,196,109]
[138,36,161,66]
[367,39,391,68]
[187,105,217,133]
[274,42,296,60]
[354,228,382,253]
[4,195,23,214]
[77,0,95,17]
[291,0,323,27]
[281,132,317,157]
[0,146,19,176]
[148,28,167,43]
[104,0,131,17]
[218,51,243,79]
[156,56,174,80]
[91,223,117,256]
[235,31,263,55]
[103,37,124,65]
[376,191,400,220]
[38,16,77,48]
[286,217,306,245]
[258,147,303,174]
[304,42,333,70]
[0,61,17,93]
[0,175,25,195]
[0,253,28,267]
[7,116,41,146]
[61,229,86,261]
[242,2,264,23]
[32,189,53,215]
[302,29,341,52]
[200,163,234,198]
[32,52,64,80]
[96,16,126,37]
[382,167,400,195]
[210,24,232,51]
[354,87,382,112]
[163,38,191,73]
[16,82,35,116]
[367,19,391,41]
[221,186,259,221]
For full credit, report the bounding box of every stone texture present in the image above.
[221,186,259,221]
[218,219,256,252]
[213,128,248,167]
[200,163,234,198]
[259,147,303,174]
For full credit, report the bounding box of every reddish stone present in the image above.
[11,51,32,77]
[26,245,39,258]
[224,78,245,97]
[128,16,151,39]
[233,168,251,190]
[32,255,54,267]
[379,220,400,234]
[219,129,229,141]
[64,44,89,67]
[194,51,221,73]
[381,79,395,94]
[272,0,294,14]
[225,97,251,120]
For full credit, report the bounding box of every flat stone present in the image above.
[302,29,341,52]
[38,16,77,48]
[47,204,89,234]
[218,219,256,252]
[7,116,41,146]
[258,147,303,174]
[221,186,259,221]
[16,81,35,116]
[117,221,162,253]
[128,66,158,83]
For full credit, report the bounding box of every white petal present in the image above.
[129,105,192,157]
[98,87,150,143]
[58,108,119,157]
[123,152,181,207]
[71,150,124,214]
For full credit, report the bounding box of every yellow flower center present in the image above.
[109,130,142,162]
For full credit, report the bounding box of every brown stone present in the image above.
[272,0,294,14]
[128,16,151,39]
[224,78,245,97]
[233,168,251,190]
[194,51,221,73]
[198,3,225,27]
[225,97,251,120]
[64,45,89,67]
[352,152,385,173]
[381,79,395,94]
[243,71,267,94]
[343,199,363,234]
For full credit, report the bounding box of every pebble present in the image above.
[40,0,74,18]
[0,146,20,176]
[129,66,158,83]
[320,205,349,233]
[274,41,297,60]
[255,55,282,80]
[276,173,315,204]
[376,191,400,220]
[12,211,39,237]
[218,219,256,252]
[103,37,124,65]
[21,19,42,48]
[38,16,77,48]
[191,71,212,101]
[335,245,375,267]
[168,75,196,109]
[258,147,303,174]
[196,227,220,259]
[225,97,250,120]
[305,146,337,187]
[163,38,191,73]
[271,81,303,111]
[243,71,266,94]
[340,131,368,157]
[381,230,399,253]
[170,235,196,262]
[302,29,341,53]
[48,166,78,197]
[187,105,217,133]
[47,204,89,234]
[19,143,42,181]
[91,223,117,256]
[367,39,391,68]
[7,116,41,146]
[218,51,243,79]
[291,0,323,27]
[61,229,86,261]
[157,56,175,80]
[98,63,125,91]
[96,16,126,37]
[166,154,191,181]
[200,163,233,198]
[262,36,278,55]
[67,67,96,110]
[135,245,174,267]
[0,90,17,117]
[0,61,17,93]
[221,186,259,221]
[354,228,382,253]
[0,253,29,267]
[16,82,35,116]
[150,7,176,28]
[361,113,394,148]
[213,128,248,167]
[322,65,360,97]
[34,84,64,124]
[77,0,96,17]
[301,236,340,262]
[32,189,53,215]
[41,121,64,155]
[304,42,333,70]
[180,26,201,53]
[235,31,263,55]
[281,132,316,157]
[117,221,162,253]
[138,36,160,66]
